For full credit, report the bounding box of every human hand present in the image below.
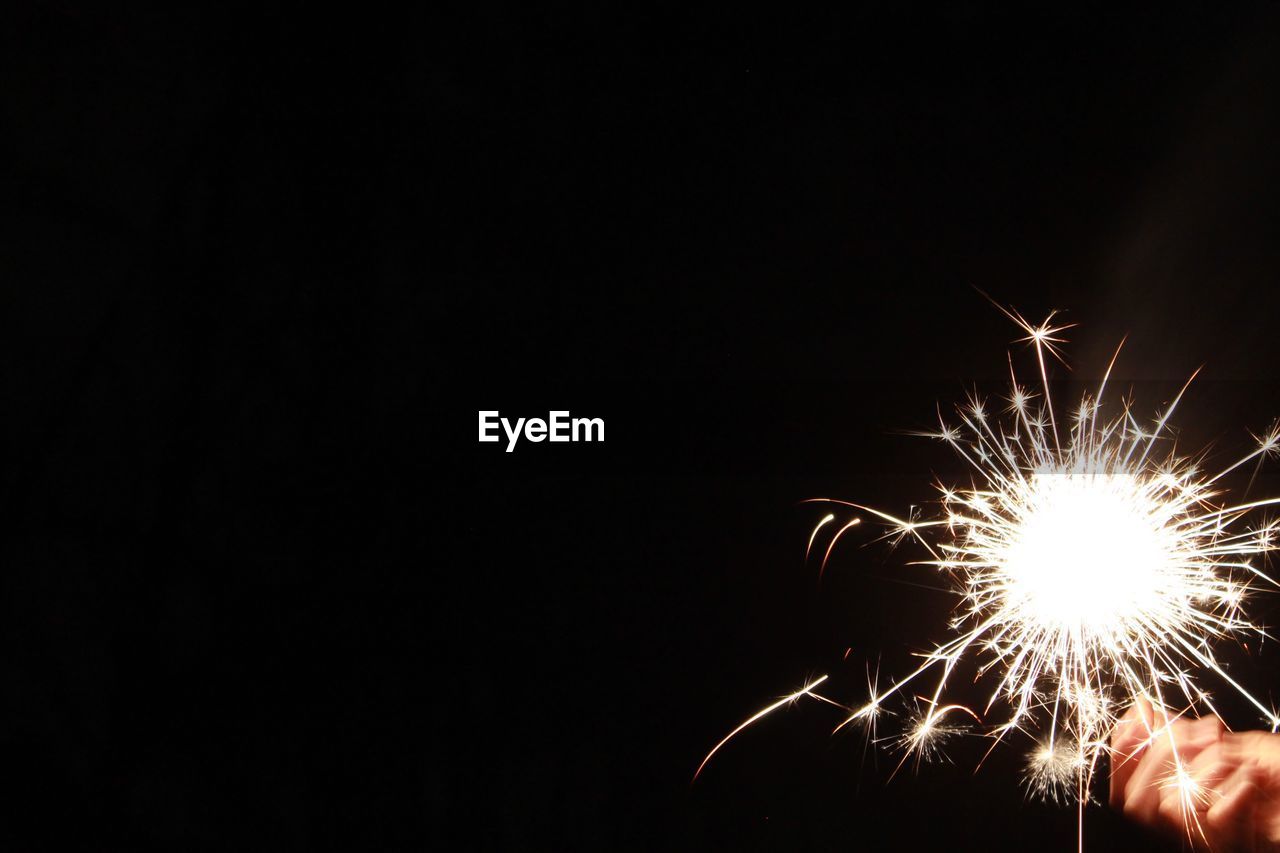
[1110,699,1280,851]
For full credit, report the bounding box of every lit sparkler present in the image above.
[697,301,1280,845]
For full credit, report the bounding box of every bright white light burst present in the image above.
[698,302,1280,820]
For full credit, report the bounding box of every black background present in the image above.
[5,4,1280,851]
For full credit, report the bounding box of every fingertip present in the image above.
[1191,713,1226,736]
[1112,701,1149,748]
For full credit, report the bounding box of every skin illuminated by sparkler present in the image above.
[1111,699,1280,849]
[696,301,1280,846]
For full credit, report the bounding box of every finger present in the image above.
[1185,744,1233,794]
[1153,748,1233,838]
[1204,764,1264,842]
[1156,776,1202,840]
[1123,718,1218,826]
[1124,728,1180,826]
[1111,699,1156,808]
[1184,713,1226,741]
[1174,716,1228,763]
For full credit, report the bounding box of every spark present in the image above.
[888,702,981,773]
[1163,762,1212,821]
[697,302,1280,840]
[806,513,837,562]
[1024,740,1087,804]
[693,675,830,782]
[819,517,862,579]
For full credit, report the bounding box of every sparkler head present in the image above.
[829,304,1280,802]
[987,471,1170,633]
